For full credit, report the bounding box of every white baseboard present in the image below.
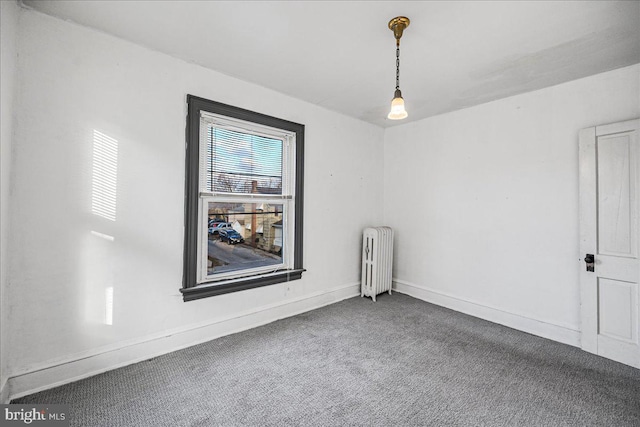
[393,279,580,347]
[8,282,359,400]
[1,377,8,404]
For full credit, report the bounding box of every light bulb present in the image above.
[388,91,408,120]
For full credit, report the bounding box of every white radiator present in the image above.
[361,226,394,301]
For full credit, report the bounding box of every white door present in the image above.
[579,118,640,368]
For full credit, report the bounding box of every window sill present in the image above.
[180,269,305,302]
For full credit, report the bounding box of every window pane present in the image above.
[207,127,283,195]
[206,201,284,276]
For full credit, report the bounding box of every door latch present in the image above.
[584,254,595,272]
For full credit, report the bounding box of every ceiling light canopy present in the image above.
[387,16,410,120]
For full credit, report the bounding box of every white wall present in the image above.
[0,0,20,402]
[7,10,384,396]
[385,64,640,345]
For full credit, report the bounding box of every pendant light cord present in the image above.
[395,44,400,91]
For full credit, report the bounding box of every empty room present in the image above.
[1,1,639,425]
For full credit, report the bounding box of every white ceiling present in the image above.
[22,1,640,128]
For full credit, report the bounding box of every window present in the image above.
[181,96,304,301]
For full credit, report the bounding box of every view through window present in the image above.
[206,202,283,275]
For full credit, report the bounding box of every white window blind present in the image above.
[199,114,293,198]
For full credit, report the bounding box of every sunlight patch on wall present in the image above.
[91,130,118,221]
[90,230,115,242]
[83,230,116,326]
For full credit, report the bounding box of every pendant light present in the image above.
[387,16,410,120]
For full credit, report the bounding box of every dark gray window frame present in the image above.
[181,95,304,302]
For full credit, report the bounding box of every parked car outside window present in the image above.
[209,222,233,235]
[208,218,226,228]
[219,229,245,245]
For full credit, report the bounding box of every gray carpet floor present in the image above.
[12,293,640,426]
